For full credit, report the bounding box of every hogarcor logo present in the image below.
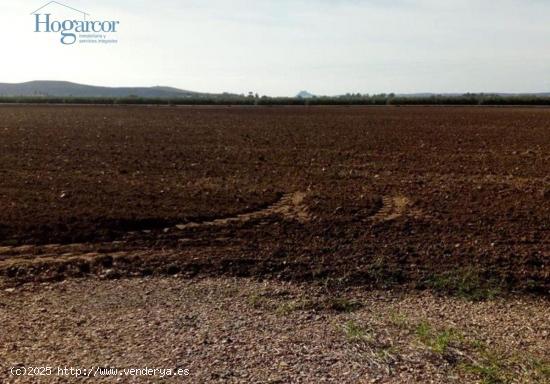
[31,1,120,45]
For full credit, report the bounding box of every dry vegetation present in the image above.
[1,277,548,383]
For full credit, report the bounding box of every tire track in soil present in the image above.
[0,192,309,267]
[174,191,309,230]
[371,195,411,222]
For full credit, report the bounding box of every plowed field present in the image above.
[0,105,548,294]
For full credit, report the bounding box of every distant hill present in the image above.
[1,82,549,100]
[296,90,315,98]
[0,81,209,98]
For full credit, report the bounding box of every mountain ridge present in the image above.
[0,81,207,98]
[0,81,548,98]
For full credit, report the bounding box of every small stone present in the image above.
[103,269,120,279]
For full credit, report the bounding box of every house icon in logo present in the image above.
[30,1,89,20]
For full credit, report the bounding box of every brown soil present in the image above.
[0,106,548,294]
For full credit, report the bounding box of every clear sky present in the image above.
[2,0,550,96]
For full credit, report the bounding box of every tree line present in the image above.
[1,93,550,105]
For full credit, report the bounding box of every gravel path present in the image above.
[1,277,548,383]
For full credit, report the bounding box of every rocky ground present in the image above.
[1,276,548,383]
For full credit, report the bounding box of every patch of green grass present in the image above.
[388,310,409,329]
[415,321,462,354]
[530,358,550,381]
[458,338,544,384]
[424,267,502,300]
[415,321,432,340]
[469,338,486,350]
[275,299,312,315]
[247,293,275,310]
[322,297,363,313]
[457,336,550,384]
[414,321,546,383]
[415,323,507,382]
[343,320,372,342]
[432,329,460,354]
[461,350,510,384]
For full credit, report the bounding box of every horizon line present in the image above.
[0,80,549,97]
